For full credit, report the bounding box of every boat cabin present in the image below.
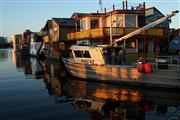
[69,45,105,65]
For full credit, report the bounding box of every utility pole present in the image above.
[110,12,113,46]
[99,0,103,13]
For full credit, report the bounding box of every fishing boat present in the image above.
[62,45,141,80]
[62,11,179,81]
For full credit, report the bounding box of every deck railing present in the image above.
[67,27,167,40]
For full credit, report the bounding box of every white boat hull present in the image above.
[62,58,141,81]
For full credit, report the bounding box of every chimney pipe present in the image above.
[113,4,115,11]
[104,8,106,13]
[143,2,145,11]
[97,10,99,13]
[123,1,125,10]
[126,0,128,10]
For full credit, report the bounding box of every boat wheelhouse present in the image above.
[69,45,105,65]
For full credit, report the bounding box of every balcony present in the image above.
[67,27,167,40]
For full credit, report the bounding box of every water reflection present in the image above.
[13,54,180,120]
[12,56,43,77]
[66,79,180,120]
[0,49,8,61]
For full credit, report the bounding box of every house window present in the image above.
[126,39,136,49]
[59,42,65,50]
[81,20,86,30]
[90,18,99,29]
[125,15,137,27]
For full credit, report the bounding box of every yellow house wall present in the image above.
[105,15,116,27]
[106,14,124,27]
[106,16,110,27]
[99,17,103,27]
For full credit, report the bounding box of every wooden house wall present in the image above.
[51,20,60,42]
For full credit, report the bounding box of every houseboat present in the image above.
[62,11,179,81]
[30,33,45,58]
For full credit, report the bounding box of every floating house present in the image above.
[145,7,170,28]
[0,37,8,48]
[41,20,52,56]
[42,18,76,59]
[29,32,45,57]
[20,30,32,56]
[12,30,45,56]
[67,2,171,62]
[12,34,23,53]
[169,29,180,54]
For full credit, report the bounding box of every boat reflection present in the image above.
[12,54,180,120]
[65,78,180,120]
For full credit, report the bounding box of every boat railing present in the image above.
[157,55,180,65]
[137,56,180,75]
[138,56,180,65]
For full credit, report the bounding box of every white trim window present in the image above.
[80,19,86,31]
[125,15,137,27]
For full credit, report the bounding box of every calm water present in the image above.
[0,49,180,120]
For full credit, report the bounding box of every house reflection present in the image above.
[12,52,17,68]
[30,58,44,79]
[13,55,32,75]
[43,61,69,101]
[12,54,44,78]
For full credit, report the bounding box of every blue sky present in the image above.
[0,0,179,40]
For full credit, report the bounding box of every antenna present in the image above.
[99,0,104,13]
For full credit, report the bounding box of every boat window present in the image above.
[82,51,91,58]
[74,50,83,57]
[69,50,73,58]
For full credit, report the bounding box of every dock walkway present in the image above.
[85,65,180,89]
